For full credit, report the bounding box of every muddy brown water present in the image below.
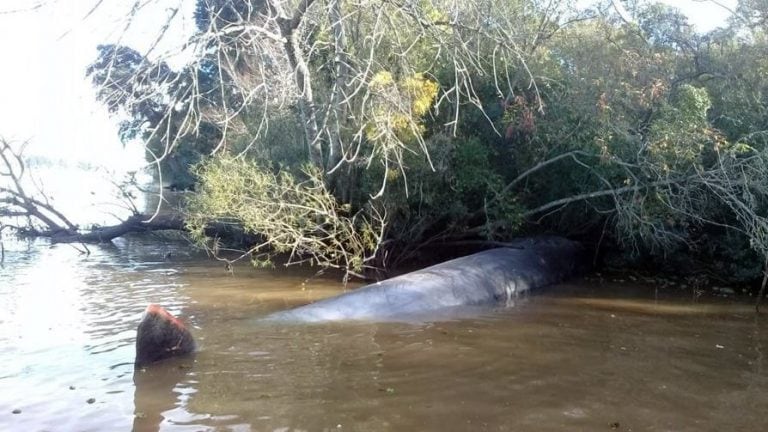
[1,237,766,431]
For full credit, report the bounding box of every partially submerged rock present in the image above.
[135,304,196,368]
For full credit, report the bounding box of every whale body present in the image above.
[264,236,583,323]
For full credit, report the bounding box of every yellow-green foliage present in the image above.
[364,72,439,143]
[421,0,448,24]
[185,155,381,272]
[369,71,394,88]
[404,75,440,117]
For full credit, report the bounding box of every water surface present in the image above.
[1,237,766,431]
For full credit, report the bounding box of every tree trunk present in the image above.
[274,0,325,169]
[327,0,348,170]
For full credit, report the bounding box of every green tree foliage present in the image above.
[185,155,383,275]
[501,1,768,282]
[89,0,768,283]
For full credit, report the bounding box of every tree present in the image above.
[86,0,590,272]
[80,0,768,291]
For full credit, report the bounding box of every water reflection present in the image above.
[0,237,196,431]
[1,238,767,431]
[133,358,196,432]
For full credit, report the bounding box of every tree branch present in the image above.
[522,178,685,218]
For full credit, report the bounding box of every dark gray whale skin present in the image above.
[264,236,583,323]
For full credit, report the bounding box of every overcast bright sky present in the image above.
[0,0,737,171]
[0,0,192,170]
[657,0,737,28]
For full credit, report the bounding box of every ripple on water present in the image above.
[0,239,197,431]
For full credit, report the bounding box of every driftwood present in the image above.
[1,139,79,235]
[18,213,187,243]
[0,138,192,244]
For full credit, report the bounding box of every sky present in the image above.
[657,0,737,29]
[0,0,738,172]
[0,0,193,171]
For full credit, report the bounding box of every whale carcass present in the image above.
[265,236,583,322]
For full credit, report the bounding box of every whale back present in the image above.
[265,236,583,322]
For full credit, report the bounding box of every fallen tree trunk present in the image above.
[14,212,255,246]
[1,138,83,238]
[1,138,196,244]
[17,213,186,243]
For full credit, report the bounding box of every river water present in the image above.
[1,236,766,431]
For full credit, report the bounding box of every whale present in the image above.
[134,236,582,365]
[264,236,583,322]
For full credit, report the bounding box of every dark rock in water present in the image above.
[265,235,584,323]
[135,304,196,368]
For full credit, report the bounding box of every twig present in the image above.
[756,256,768,313]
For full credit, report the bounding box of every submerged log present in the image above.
[265,236,584,322]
